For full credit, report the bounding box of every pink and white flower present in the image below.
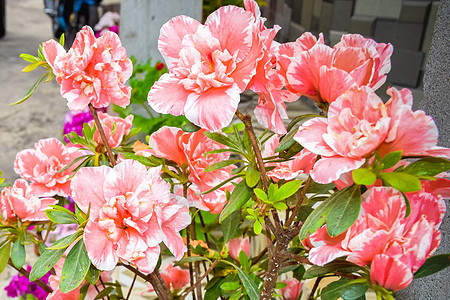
[280,278,302,300]
[42,26,132,111]
[294,86,390,183]
[228,237,250,261]
[14,138,83,197]
[305,186,445,291]
[148,1,282,132]
[0,179,57,222]
[71,160,190,274]
[284,33,392,104]
[139,126,235,214]
[262,135,316,181]
[146,263,190,293]
[88,111,133,148]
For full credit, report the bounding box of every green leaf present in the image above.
[403,157,450,177]
[47,232,81,250]
[204,132,239,149]
[204,159,243,173]
[46,209,79,225]
[414,253,450,278]
[274,126,299,152]
[120,152,162,167]
[254,188,268,203]
[327,185,361,237]
[380,151,403,170]
[30,246,66,281]
[286,114,324,132]
[273,202,288,210]
[219,180,253,223]
[300,185,357,240]
[222,261,259,300]
[59,240,91,293]
[352,168,376,185]
[253,220,262,234]
[10,73,47,105]
[238,250,250,271]
[303,261,358,279]
[341,282,369,300]
[221,281,241,291]
[379,172,421,192]
[20,53,39,63]
[21,61,46,73]
[59,33,65,47]
[85,264,100,285]
[173,256,211,267]
[94,287,114,299]
[321,279,351,300]
[11,240,26,269]
[275,180,302,202]
[182,122,201,132]
[246,164,260,188]
[222,210,241,243]
[0,242,11,273]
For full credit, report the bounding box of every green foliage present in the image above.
[327,185,361,237]
[222,210,241,243]
[414,253,450,278]
[60,239,91,293]
[219,180,253,223]
[11,240,26,269]
[320,278,368,300]
[0,242,11,273]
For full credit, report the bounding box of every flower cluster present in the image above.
[5,266,50,300]
[42,26,132,111]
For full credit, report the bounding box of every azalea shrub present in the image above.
[1,0,450,299]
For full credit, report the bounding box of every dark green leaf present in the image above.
[182,122,201,132]
[403,157,450,177]
[286,114,324,132]
[341,282,369,300]
[173,256,211,267]
[85,264,101,285]
[222,260,259,300]
[414,253,450,278]
[60,240,91,293]
[30,247,67,281]
[245,165,260,188]
[205,277,225,300]
[380,151,403,170]
[352,168,376,185]
[327,185,361,237]
[275,180,302,202]
[380,172,421,192]
[300,186,357,240]
[275,126,299,152]
[46,209,79,225]
[303,261,358,279]
[238,250,250,272]
[321,279,351,300]
[0,242,11,273]
[94,287,114,299]
[47,232,81,250]
[220,181,253,223]
[307,182,336,194]
[204,132,239,149]
[204,159,243,173]
[222,210,241,243]
[11,240,26,269]
[120,152,162,167]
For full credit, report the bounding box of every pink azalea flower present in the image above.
[262,135,316,181]
[305,186,445,291]
[14,138,83,197]
[148,1,280,132]
[294,86,390,183]
[379,87,450,158]
[284,33,392,104]
[88,111,133,148]
[0,179,57,222]
[42,26,132,111]
[140,126,235,214]
[160,263,190,291]
[228,237,250,261]
[280,278,302,300]
[71,160,190,274]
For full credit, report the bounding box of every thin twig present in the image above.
[185,185,197,300]
[126,273,137,300]
[181,259,219,300]
[121,264,170,300]
[285,176,312,228]
[309,277,323,300]
[251,247,268,266]
[88,104,116,166]
[8,260,53,294]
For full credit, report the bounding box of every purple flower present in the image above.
[63,108,106,143]
[5,266,50,300]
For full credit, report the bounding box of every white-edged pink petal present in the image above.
[310,156,365,184]
[148,73,189,116]
[84,221,118,271]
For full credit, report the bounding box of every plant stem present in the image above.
[121,264,170,300]
[8,260,53,294]
[88,104,116,167]
[285,176,312,228]
[309,277,323,300]
[126,273,137,300]
[190,211,203,300]
[181,259,219,300]
[235,110,269,191]
[184,185,197,300]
